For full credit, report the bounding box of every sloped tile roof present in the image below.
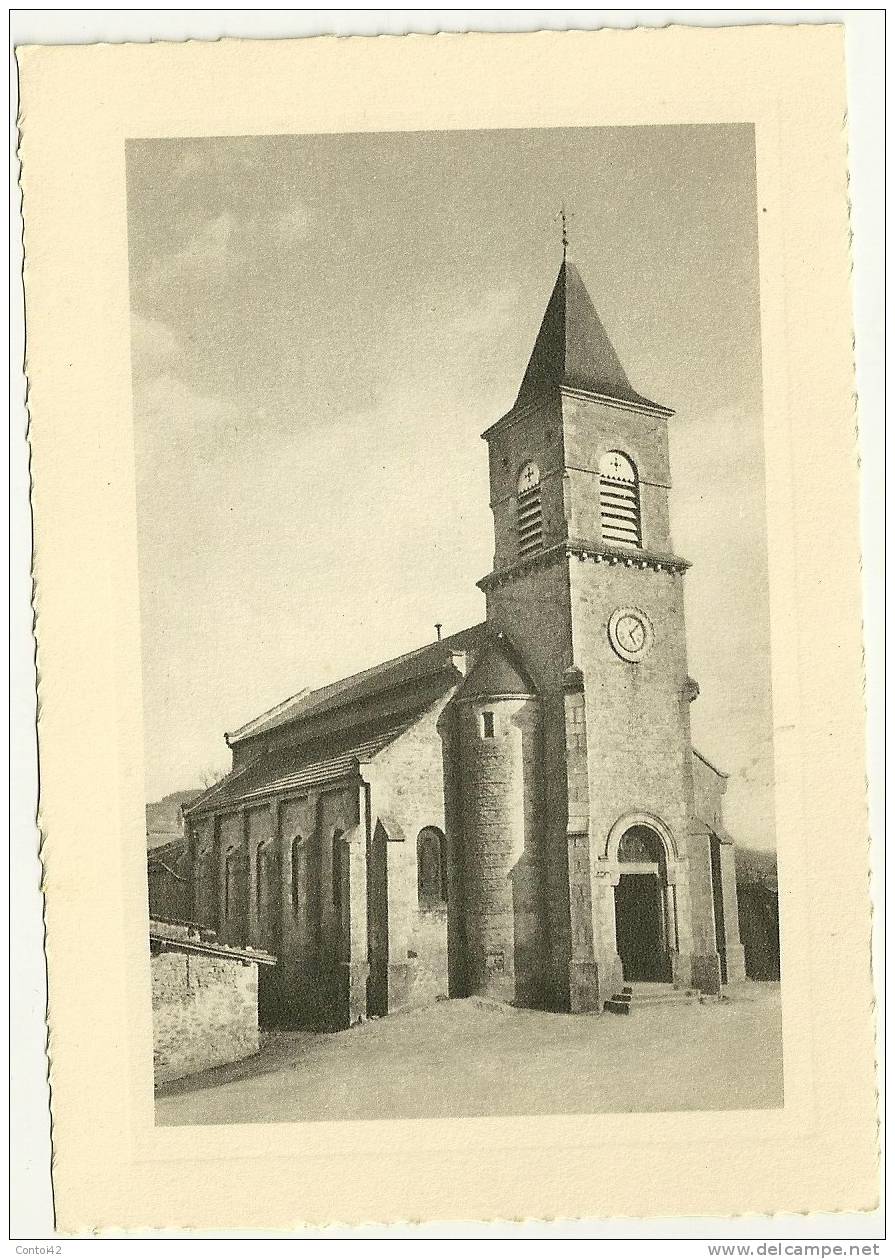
[227,622,487,745]
[185,722,412,816]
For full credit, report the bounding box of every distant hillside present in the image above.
[735,845,777,886]
[146,789,203,849]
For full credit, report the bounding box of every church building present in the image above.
[182,255,746,1028]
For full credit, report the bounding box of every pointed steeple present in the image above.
[514,259,665,413]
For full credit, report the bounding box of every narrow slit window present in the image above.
[332,830,344,911]
[224,848,236,921]
[291,836,302,910]
[482,710,495,739]
[599,450,641,548]
[255,841,265,916]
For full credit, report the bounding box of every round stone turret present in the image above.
[456,639,543,1004]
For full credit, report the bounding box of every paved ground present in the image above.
[155,982,783,1125]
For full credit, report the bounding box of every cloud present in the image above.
[139,197,314,308]
[132,369,239,475]
[130,311,181,372]
[137,211,238,300]
[171,211,236,273]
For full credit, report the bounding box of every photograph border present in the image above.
[15,21,879,1232]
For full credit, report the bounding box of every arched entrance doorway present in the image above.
[614,824,673,982]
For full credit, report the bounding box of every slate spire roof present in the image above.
[514,258,667,414]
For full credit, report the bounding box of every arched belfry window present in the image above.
[516,460,543,558]
[599,450,641,548]
[417,827,446,907]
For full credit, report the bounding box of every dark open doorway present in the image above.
[614,824,673,983]
[614,872,670,982]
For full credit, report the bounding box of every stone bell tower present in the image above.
[479,255,723,1012]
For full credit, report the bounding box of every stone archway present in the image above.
[611,821,676,983]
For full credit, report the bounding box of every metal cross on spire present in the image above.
[556,203,573,260]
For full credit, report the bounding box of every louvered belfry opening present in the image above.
[598,450,641,548]
[517,484,543,557]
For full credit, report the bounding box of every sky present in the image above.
[126,124,776,849]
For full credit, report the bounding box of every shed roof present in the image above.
[150,920,277,966]
[693,747,729,780]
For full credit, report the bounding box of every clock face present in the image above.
[517,460,541,493]
[608,607,653,662]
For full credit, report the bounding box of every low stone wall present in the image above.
[150,921,275,1085]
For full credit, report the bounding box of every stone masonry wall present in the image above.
[370,695,454,1010]
[193,783,359,1029]
[152,949,260,1085]
[569,559,694,859]
[568,556,719,988]
[458,694,543,1004]
[486,395,565,571]
[408,908,449,1007]
[563,677,623,1010]
[484,559,575,1008]
[692,752,747,983]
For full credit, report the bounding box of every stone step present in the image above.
[635,992,700,1005]
[630,983,701,1005]
[604,983,704,1014]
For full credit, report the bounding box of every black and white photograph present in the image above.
[130,125,783,1122]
